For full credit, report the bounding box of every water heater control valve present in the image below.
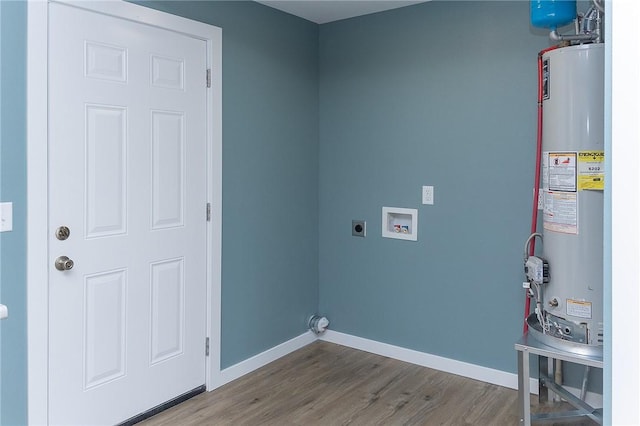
[525,256,549,286]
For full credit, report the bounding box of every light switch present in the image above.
[0,202,13,232]
[0,304,8,320]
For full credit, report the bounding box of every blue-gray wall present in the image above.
[0,1,28,425]
[0,1,319,423]
[135,1,321,369]
[1,3,2,419]
[1,2,3,418]
[0,1,606,424]
[319,1,549,372]
[318,0,602,391]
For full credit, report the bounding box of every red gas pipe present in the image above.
[523,45,559,334]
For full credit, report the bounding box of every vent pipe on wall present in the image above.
[308,315,330,334]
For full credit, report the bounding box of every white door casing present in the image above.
[27,1,222,424]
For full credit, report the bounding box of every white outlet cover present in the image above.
[422,186,434,205]
[0,202,13,232]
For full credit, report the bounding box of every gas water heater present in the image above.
[525,1,604,356]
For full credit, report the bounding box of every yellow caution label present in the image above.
[578,150,604,190]
[567,299,592,319]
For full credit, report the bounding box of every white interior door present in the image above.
[48,3,208,424]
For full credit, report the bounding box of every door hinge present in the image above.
[205,337,210,357]
[206,203,211,222]
[206,69,211,88]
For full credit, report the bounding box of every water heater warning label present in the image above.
[567,299,592,319]
[543,191,578,234]
[578,151,604,190]
[544,152,577,192]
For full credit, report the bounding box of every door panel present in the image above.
[151,110,185,229]
[84,270,127,389]
[85,104,128,237]
[48,3,208,424]
[150,258,185,364]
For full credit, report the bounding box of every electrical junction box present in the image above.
[352,220,366,237]
[525,256,549,286]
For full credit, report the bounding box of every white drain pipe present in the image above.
[308,315,329,334]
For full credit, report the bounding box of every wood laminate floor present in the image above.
[140,341,598,426]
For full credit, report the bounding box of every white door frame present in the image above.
[26,1,222,423]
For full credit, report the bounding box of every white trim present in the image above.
[320,330,538,393]
[321,329,605,406]
[204,1,223,395]
[322,331,604,406]
[213,332,318,388]
[27,2,51,424]
[320,330,603,407]
[26,1,222,423]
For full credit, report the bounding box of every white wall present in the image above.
[609,0,640,424]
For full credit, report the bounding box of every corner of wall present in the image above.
[0,0,29,424]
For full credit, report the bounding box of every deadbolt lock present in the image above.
[55,226,71,241]
[55,256,74,271]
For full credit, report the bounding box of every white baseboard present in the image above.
[319,330,539,393]
[321,330,603,406]
[209,328,603,408]
[211,331,317,389]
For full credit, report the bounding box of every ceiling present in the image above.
[256,0,430,24]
